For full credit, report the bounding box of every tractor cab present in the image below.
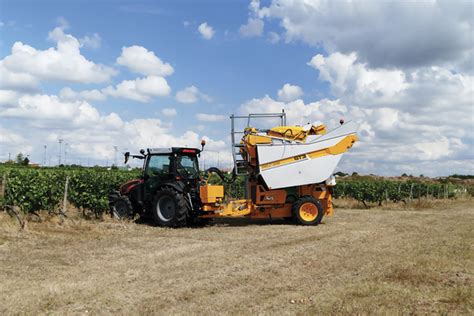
[144,147,201,180]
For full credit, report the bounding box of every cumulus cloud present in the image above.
[0,125,32,159]
[79,33,101,49]
[0,61,39,90]
[239,0,264,38]
[161,108,177,117]
[0,89,228,166]
[103,75,171,102]
[277,83,303,102]
[59,87,106,102]
[257,0,474,71]
[175,86,211,104]
[196,113,227,122]
[0,94,123,130]
[308,52,407,107]
[198,22,215,40]
[116,46,174,76]
[0,20,228,166]
[267,31,280,44]
[0,27,116,88]
[239,18,264,37]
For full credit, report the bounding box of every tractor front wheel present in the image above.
[109,193,134,219]
[291,196,324,225]
[152,188,189,227]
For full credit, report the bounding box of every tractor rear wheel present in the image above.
[152,187,189,227]
[291,196,324,225]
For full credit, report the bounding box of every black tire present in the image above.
[109,194,134,219]
[152,187,189,227]
[291,196,324,226]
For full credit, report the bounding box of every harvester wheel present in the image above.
[152,187,189,227]
[292,196,323,225]
[109,194,134,219]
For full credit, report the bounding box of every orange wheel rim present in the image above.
[299,202,318,222]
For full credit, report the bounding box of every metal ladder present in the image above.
[230,111,287,175]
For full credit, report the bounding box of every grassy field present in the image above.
[0,201,472,314]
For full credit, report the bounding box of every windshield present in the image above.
[146,154,172,176]
[176,155,199,178]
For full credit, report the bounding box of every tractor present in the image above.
[109,112,358,227]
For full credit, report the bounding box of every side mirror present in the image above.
[124,152,130,164]
[201,139,206,151]
[139,149,145,155]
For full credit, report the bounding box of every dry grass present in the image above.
[0,201,473,315]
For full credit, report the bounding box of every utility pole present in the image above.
[43,145,47,166]
[58,138,63,165]
[64,143,69,165]
[8,153,11,162]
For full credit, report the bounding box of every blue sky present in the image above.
[0,0,472,175]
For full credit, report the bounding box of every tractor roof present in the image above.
[147,147,201,155]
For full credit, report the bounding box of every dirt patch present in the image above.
[0,201,473,314]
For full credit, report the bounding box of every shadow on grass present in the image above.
[133,215,326,228]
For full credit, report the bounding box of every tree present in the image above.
[15,153,24,164]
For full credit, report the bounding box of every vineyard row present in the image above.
[0,168,470,214]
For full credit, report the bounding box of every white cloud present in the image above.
[175,85,211,104]
[277,83,303,102]
[0,125,32,160]
[56,16,69,30]
[239,18,264,38]
[308,52,407,107]
[0,94,123,130]
[104,75,171,102]
[117,46,174,76]
[79,33,101,49]
[0,27,116,87]
[59,87,106,102]
[0,61,39,91]
[239,0,264,38]
[257,0,474,71]
[198,22,215,40]
[162,108,177,117]
[196,113,227,122]
[0,90,19,107]
[0,91,228,164]
[0,126,25,145]
[267,31,280,44]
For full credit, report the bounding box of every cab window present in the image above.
[176,155,199,178]
[146,155,171,176]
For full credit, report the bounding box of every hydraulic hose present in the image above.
[205,167,237,184]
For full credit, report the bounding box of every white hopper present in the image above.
[256,121,358,189]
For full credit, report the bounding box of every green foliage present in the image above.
[334,179,460,207]
[2,168,140,214]
[5,169,66,213]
